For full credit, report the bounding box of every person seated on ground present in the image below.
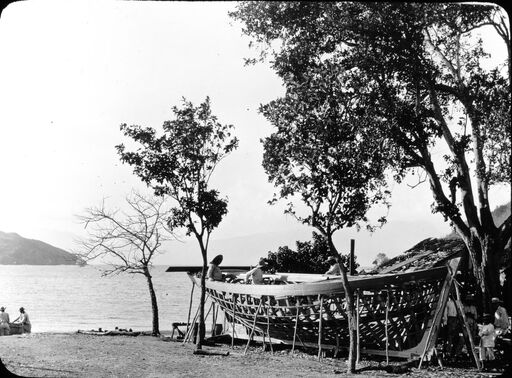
[207,254,224,281]
[0,306,10,336]
[478,313,496,371]
[324,256,341,276]
[13,307,31,333]
[244,258,267,285]
[492,297,510,337]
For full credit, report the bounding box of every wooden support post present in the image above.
[183,304,200,344]
[434,348,443,368]
[211,302,216,337]
[231,294,236,348]
[183,293,210,344]
[223,305,226,335]
[356,289,360,364]
[453,281,481,370]
[350,239,355,275]
[266,303,274,354]
[317,296,324,360]
[291,301,300,354]
[186,282,195,335]
[244,300,263,355]
[385,287,390,365]
[202,300,214,337]
[215,304,220,336]
[205,300,214,319]
[418,259,460,369]
[418,283,449,369]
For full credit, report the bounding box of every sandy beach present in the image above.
[0,333,504,377]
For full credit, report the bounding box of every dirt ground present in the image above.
[0,333,506,377]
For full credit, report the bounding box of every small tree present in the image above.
[372,253,390,269]
[258,74,389,372]
[116,97,238,349]
[76,192,172,336]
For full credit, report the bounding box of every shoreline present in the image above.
[1,332,505,377]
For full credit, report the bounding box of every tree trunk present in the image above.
[195,252,208,350]
[325,235,357,373]
[480,236,503,313]
[341,266,357,373]
[460,231,504,314]
[144,267,160,336]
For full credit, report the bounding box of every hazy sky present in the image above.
[0,1,509,267]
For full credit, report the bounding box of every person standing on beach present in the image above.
[478,313,496,371]
[0,306,10,336]
[492,297,510,336]
[442,295,461,361]
[14,307,31,333]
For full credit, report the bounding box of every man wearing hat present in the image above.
[324,256,341,276]
[0,306,10,336]
[245,258,267,284]
[492,297,510,336]
[14,307,31,333]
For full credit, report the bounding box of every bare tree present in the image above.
[76,191,174,336]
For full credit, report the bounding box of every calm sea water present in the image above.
[0,265,200,333]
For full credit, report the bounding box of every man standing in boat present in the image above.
[324,256,341,276]
[245,258,267,284]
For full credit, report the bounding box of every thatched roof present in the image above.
[373,237,466,273]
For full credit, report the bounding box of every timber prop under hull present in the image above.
[190,257,460,359]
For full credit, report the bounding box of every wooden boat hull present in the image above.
[192,259,459,359]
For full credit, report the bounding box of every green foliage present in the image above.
[265,232,358,274]
[231,2,510,212]
[260,63,392,234]
[116,97,238,239]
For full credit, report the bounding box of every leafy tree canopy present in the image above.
[265,232,359,274]
[116,97,238,238]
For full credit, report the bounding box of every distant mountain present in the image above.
[372,201,511,272]
[445,201,511,239]
[0,231,82,265]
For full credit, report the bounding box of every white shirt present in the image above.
[325,263,341,275]
[245,266,263,284]
[20,312,30,325]
[479,323,495,347]
[443,298,457,323]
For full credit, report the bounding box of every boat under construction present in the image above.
[168,238,478,366]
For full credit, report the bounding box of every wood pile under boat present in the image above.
[184,246,462,360]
